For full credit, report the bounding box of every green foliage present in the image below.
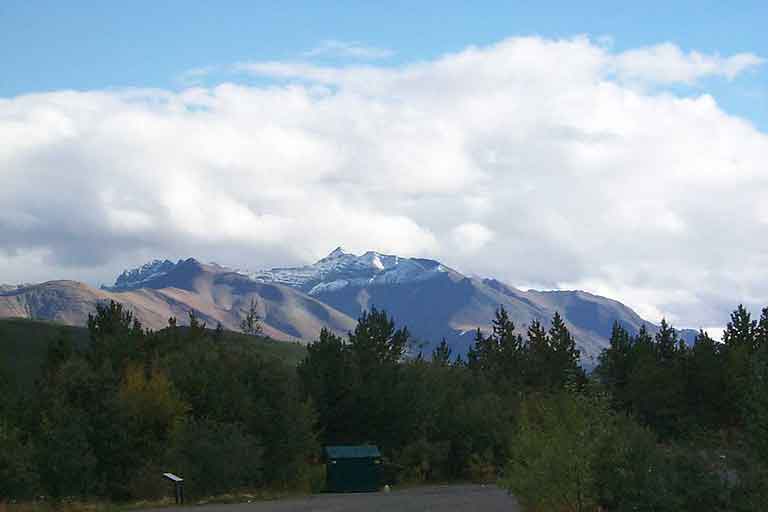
[2,303,312,501]
[0,422,39,500]
[506,390,729,512]
[240,298,262,336]
[7,298,768,508]
[431,338,452,366]
[37,400,99,497]
[395,439,451,483]
[166,418,263,497]
[0,318,88,391]
[505,391,609,512]
[745,342,768,463]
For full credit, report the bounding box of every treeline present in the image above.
[1,301,768,510]
[298,307,584,482]
[507,306,768,511]
[0,302,315,500]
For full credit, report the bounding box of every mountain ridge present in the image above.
[1,248,697,362]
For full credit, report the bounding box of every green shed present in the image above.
[324,445,382,492]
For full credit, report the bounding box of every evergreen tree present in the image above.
[655,318,679,365]
[86,300,145,371]
[187,310,206,337]
[687,330,726,429]
[297,328,356,444]
[213,321,224,342]
[240,298,262,336]
[348,307,409,369]
[723,305,757,425]
[755,307,768,351]
[432,338,452,366]
[596,322,632,408]
[525,320,550,388]
[723,304,757,351]
[548,312,582,387]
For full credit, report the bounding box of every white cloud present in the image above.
[452,223,495,253]
[1,36,767,329]
[703,327,725,341]
[615,43,763,84]
[303,40,394,60]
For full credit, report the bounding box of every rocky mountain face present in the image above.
[1,248,695,363]
[0,258,356,341]
[252,248,696,364]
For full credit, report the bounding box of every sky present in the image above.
[1,1,767,332]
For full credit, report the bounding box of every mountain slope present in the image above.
[0,258,356,342]
[252,248,685,363]
[1,250,697,364]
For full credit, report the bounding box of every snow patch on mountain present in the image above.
[0,284,28,293]
[249,247,449,294]
[106,259,178,291]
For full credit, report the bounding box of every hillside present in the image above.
[253,248,696,363]
[0,318,307,390]
[0,258,356,341]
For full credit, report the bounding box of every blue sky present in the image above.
[2,1,766,129]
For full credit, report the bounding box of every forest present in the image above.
[1,301,767,511]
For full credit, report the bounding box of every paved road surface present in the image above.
[140,484,518,511]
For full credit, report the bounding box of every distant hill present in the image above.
[0,318,306,390]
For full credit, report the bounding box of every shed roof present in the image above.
[324,445,381,459]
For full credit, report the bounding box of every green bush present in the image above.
[505,391,608,511]
[0,423,40,500]
[395,439,451,483]
[166,418,263,497]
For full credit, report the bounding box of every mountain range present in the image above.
[0,248,696,364]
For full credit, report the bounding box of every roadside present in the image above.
[137,484,518,512]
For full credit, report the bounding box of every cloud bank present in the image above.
[1,36,766,328]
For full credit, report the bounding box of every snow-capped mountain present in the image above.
[249,247,696,364]
[2,247,697,365]
[0,284,28,293]
[3,258,355,340]
[249,247,453,296]
[104,259,179,291]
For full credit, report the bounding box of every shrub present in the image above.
[0,424,40,500]
[166,418,263,497]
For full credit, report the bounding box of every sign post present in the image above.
[163,473,184,504]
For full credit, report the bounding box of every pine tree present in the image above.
[655,318,679,365]
[723,304,756,351]
[597,322,632,392]
[494,306,524,385]
[755,307,768,352]
[213,321,225,342]
[525,320,550,388]
[86,300,145,371]
[432,338,452,366]
[240,298,262,336]
[687,330,726,429]
[549,312,584,386]
[348,307,409,368]
[722,305,757,425]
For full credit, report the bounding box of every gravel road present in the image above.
[139,484,519,511]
